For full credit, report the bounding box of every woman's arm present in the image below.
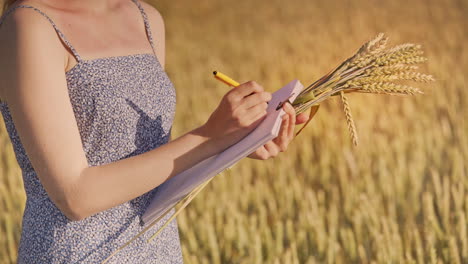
[0,9,271,221]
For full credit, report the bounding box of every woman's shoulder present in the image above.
[0,1,62,38]
[138,1,165,41]
[0,1,67,102]
[0,1,65,60]
[138,1,165,25]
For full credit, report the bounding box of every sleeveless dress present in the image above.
[0,1,183,263]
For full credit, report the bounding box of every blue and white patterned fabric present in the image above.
[0,0,183,263]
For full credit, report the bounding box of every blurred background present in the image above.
[1,0,467,263]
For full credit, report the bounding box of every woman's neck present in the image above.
[29,0,124,15]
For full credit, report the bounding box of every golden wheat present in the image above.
[291,32,434,143]
[360,82,423,95]
[339,91,358,146]
[365,64,419,76]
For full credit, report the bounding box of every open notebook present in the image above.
[142,79,304,225]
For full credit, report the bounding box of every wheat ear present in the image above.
[339,91,359,146]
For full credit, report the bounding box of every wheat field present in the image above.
[1,0,467,263]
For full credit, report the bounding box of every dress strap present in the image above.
[130,0,157,56]
[0,5,82,62]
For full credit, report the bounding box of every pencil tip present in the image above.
[213,71,217,75]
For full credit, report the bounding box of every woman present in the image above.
[0,0,309,263]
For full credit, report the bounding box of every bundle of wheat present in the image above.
[292,33,435,145]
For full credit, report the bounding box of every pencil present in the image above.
[213,71,240,87]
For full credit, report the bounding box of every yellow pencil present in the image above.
[213,71,240,87]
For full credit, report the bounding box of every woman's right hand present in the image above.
[199,81,272,147]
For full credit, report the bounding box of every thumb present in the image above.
[295,113,309,124]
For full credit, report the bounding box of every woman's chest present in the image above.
[65,54,176,163]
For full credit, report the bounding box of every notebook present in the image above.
[142,79,304,225]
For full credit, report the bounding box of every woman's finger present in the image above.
[230,80,264,98]
[296,112,309,124]
[264,141,280,157]
[273,114,290,152]
[285,103,296,140]
[253,146,270,160]
[234,101,266,128]
[242,91,272,109]
[244,103,268,125]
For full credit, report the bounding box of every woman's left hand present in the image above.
[247,102,310,160]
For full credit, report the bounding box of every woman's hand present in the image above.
[247,102,309,160]
[199,81,272,149]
